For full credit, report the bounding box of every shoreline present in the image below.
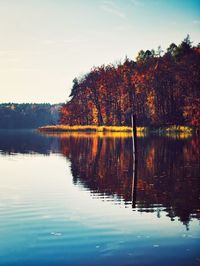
[38,125,194,133]
[38,125,134,132]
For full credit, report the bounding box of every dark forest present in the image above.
[0,103,61,129]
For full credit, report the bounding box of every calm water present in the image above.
[0,130,199,266]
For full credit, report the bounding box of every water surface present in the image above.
[0,130,199,266]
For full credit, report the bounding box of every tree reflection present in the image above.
[0,130,199,228]
[136,136,200,227]
[60,133,134,202]
[59,133,200,227]
[0,130,60,155]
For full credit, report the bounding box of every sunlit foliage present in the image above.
[60,36,200,130]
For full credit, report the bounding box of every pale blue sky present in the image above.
[0,0,199,103]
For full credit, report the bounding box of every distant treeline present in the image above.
[60,36,200,128]
[0,103,61,129]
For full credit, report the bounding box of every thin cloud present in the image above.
[193,20,200,24]
[130,0,144,7]
[101,1,126,19]
[170,21,177,25]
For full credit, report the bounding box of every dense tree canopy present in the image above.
[60,37,200,128]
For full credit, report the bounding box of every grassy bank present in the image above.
[38,125,194,133]
[37,125,196,139]
[38,125,147,133]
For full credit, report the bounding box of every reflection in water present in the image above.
[58,132,200,228]
[0,130,60,155]
[61,134,134,202]
[1,130,199,266]
[137,136,200,229]
[0,130,199,229]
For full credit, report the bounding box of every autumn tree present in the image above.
[60,37,200,129]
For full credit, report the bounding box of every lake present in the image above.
[0,130,199,266]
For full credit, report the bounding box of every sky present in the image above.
[0,0,200,104]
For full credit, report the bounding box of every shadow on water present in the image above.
[0,130,199,228]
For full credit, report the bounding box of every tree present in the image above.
[69,78,80,97]
[166,43,178,57]
[60,37,200,128]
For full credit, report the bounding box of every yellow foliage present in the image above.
[38,125,148,136]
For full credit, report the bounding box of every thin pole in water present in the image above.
[131,113,137,208]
